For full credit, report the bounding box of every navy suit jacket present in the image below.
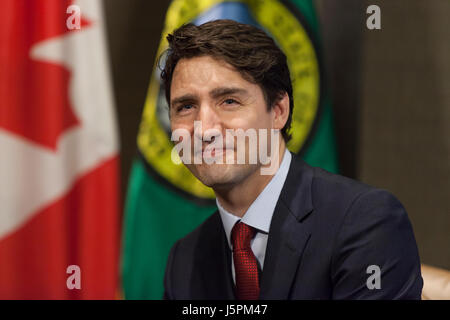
[163,153,423,299]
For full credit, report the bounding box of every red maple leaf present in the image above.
[0,0,91,150]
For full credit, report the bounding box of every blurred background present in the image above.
[0,0,448,299]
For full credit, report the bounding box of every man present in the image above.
[162,19,423,299]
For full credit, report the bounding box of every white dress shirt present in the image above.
[216,149,292,283]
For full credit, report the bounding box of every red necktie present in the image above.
[231,222,260,300]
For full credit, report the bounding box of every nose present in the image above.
[194,103,222,143]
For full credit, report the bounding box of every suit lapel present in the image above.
[259,153,315,299]
[195,212,235,299]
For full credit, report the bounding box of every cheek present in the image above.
[227,108,272,130]
[170,122,194,142]
[170,119,193,131]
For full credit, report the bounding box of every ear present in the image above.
[272,92,290,131]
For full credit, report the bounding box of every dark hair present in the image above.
[160,19,294,142]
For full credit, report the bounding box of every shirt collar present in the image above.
[216,149,292,248]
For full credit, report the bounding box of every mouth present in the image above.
[196,148,234,158]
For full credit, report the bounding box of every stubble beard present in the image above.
[185,161,261,190]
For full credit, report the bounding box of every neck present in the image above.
[214,139,286,217]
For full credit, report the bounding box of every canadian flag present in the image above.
[0,0,120,299]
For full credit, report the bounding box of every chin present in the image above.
[187,163,258,189]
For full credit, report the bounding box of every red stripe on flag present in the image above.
[0,156,120,299]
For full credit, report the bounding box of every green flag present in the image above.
[122,0,338,299]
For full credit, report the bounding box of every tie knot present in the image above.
[231,222,256,251]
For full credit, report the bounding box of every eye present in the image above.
[223,98,239,106]
[177,104,194,112]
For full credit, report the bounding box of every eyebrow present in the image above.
[170,94,197,108]
[209,87,249,99]
[170,87,249,108]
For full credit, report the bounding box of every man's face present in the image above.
[169,55,277,189]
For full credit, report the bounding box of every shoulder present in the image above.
[309,163,406,220]
[164,210,223,296]
[290,154,400,214]
[172,210,223,254]
[310,163,375,203]
[286,154,411,237]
